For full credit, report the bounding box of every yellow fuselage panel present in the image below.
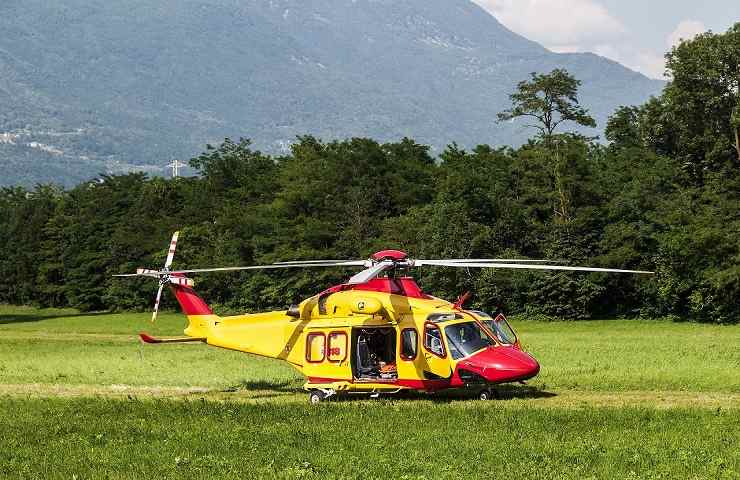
[206,311,299,359]
[302,289,449,321]
[187,290,466,389]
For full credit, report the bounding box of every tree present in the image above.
[732,104,740,161]
[497,69,596,137]
[605,106,641,149]
[188,137,277,200]
[499,69,596,223]
[648,23,740,178]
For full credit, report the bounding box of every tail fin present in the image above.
[169,280,219,338]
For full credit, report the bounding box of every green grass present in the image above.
[520,318,740,392]
[0,305,301,389]
[1,305,738,392]
[0,398,738,479]
[1,305,739,479]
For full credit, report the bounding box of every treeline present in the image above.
[1,25,738,323]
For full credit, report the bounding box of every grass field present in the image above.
[1,305,739,479]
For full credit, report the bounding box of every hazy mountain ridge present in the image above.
[0,0,664,186]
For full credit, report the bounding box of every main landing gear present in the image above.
[308,389,336,404]
[478,388,498,401]
[308,390,324,404]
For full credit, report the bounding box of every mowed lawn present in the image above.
[1,305,738,393]
[2,398,738,479]
[1,305,739,479]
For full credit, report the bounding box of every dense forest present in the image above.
[1,25,738,323]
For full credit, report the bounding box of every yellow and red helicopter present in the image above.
[115,232,652,403]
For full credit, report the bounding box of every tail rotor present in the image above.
[151,283,165,323]
[164,231,179,270]
[113,231,194,323]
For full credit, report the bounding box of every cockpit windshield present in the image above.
[443,321,496,360]
[472,311,518,345]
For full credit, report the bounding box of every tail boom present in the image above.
[169,283,219,338]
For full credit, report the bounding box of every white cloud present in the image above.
[548,45,582,54]
[666,20,706,47]
[632,51,667,79]
[591,44,667,79]
[472,0,626,49]
[472,0,675,80]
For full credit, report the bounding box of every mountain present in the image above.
[0,0,664,187]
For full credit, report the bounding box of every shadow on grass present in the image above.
[390,384,557,404]
[0,311,106,325]
[223,380,302,394]
[217,379,557,404]
[490,384,557,401]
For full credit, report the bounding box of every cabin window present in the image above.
[306,333,326,363]
[327,331,347,362]
[400,328,418,360]
[424,323,446,358]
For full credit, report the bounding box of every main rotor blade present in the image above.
[151,283,164,323]
[170,260,366,274]
[416,261,653,275]
[347,261,394,285]
[418,259,558,265]
[164,231,180,269]
[273,259,367,265]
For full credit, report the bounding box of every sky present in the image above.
[471,0,740,79]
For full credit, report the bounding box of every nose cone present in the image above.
[457,347,540,384]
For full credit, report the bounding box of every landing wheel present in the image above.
[308,390,325,404]
[478,388,494,401]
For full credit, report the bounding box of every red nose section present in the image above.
[456,347,540,384]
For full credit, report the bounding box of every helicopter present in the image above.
[115,232,653,403]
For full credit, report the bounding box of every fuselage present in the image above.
[176,276,540,395]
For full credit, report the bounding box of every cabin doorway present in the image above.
[351,327,398,381]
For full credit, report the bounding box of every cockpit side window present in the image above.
[400,328,418,360]
[423,323,446,358]
[472,311,518,345]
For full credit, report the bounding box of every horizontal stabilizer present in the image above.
[139,333,206,344]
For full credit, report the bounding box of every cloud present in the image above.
[472,2,707,80]
[666,20,706,47]
[472,0,674,80]
[587,44,666,79]
[631,51,668,79]
[472,0,626,49]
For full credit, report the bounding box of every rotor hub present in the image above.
[370,250,408,263]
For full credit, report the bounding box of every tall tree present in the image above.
[646,23,740,178]
[498,69,596,222]
[732,104,740,161]
[497,69,596,137]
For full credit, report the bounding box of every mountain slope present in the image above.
[0,0,663,186]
